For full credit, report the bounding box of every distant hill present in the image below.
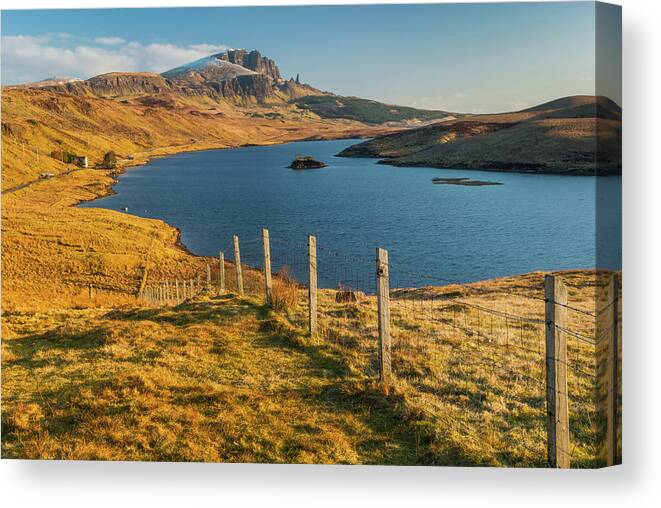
[338,95,622,175]
[9,76,83,88]
[519,95,622,121]
[519,95,620,113]
[292,95,453,125]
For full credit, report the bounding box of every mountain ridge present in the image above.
[9,49,452,125]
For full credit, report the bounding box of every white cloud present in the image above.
[0,33,229,84]
[122,42,229,74]
[94,36,126,45]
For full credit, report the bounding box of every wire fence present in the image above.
[138,228,621,468]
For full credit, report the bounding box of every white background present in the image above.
[0,0,658,506]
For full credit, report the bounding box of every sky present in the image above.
[0,2,621,113]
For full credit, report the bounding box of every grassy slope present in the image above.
[1,88,392,311]
[2,88,391,190]
[2,271,615,465]
[293,95,452,125]
[1,89,618,466]
[338,95,622,174]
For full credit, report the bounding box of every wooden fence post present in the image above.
[262,229,273,303]
[219,251,225,294]
[165,280,170,303]
[545,275,570,468]
[206,263,211,292]
[606,273,620,465]
[233,235,244,296]
[175,280,180,303]
[138,266,148,297]
[88,283,94,300]
[197,274,201,294]
[183,279,187,300]
[376,247,391,384]
[190,278,194,297]
[308,235,318,335]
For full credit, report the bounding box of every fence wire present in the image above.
[137,229,620,468]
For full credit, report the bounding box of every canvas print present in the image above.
[1,2,621,467]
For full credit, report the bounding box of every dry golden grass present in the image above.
[1,88,619,467]
[270,268,300,315]
[2,295,408,463]
[308,270,619,467]
[2,269,618,466]
[1,87,392,311]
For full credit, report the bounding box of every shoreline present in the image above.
[336,152,621,176]
[80,136,370,264]
[83,142,621,289]
[377,159,623,176]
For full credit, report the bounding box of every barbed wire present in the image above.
[134,229,614,467]
[553,323,598,346]
[387,262,620,320]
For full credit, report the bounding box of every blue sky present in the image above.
[1,2,621,113]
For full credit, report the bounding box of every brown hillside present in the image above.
[1,87,395,310]
[338,95,621,174]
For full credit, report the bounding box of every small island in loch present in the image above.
[432,177,503,186]
[288,155,327,169]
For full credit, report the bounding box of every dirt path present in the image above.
[2,168,82,195]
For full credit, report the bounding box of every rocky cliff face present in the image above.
[160,50,283,100]
[39,73,172,98]
[170,73,273,100]
[87,73,172,96]
[218,49,282,83]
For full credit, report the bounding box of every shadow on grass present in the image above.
[4,294,557,466]
[102,294,257,326]
[251,310,496,466]
[6,295,260,371]
[8,326,111,370]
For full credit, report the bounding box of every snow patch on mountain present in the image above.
[8,76,83,89]
[161,54,256,80]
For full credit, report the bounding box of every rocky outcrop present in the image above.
[87,73,171,97]
[174,73,273,100]
[39,73,171,98]
[38,80,92,96]
[432,177,502,186]
[288,156,327,169]
[218,49,282,83]
[158,50,283,100]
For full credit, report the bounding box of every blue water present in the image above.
[80,139,622,290]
